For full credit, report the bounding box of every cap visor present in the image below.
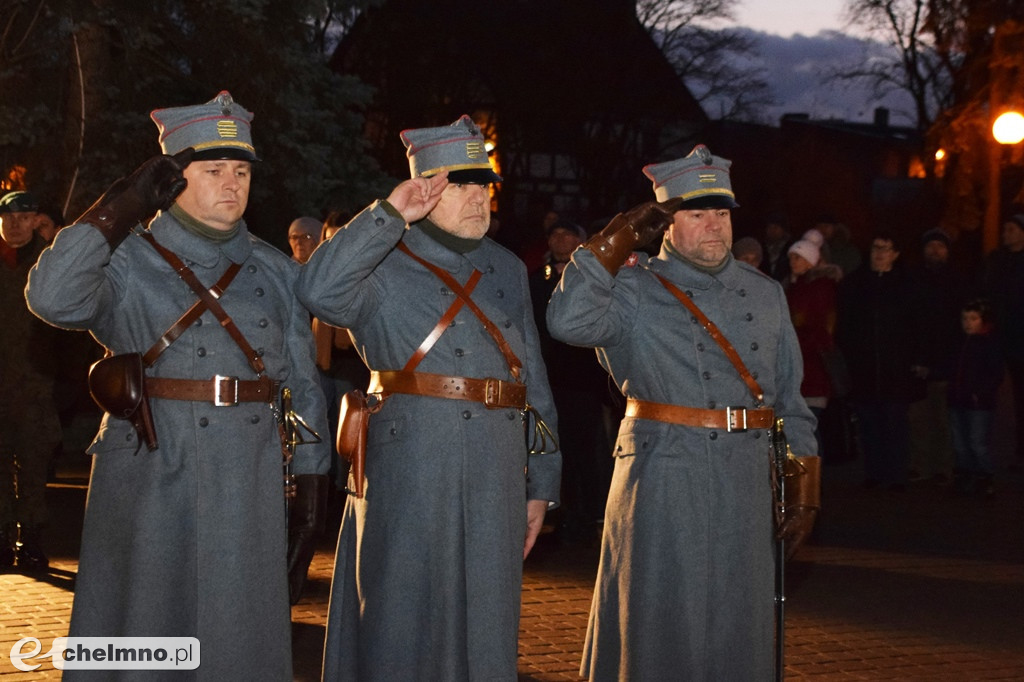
[678,195,738,210]
[192,148,259,162]
[445,168,502,184]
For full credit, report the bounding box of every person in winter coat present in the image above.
[296,116,561,681]
[836,232,925,490]
[947,298,1005,496]
[547,144,818,681]
[26,91,330,680]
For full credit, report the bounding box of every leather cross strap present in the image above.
[403,268,482,372]
[626,398,774,432]
[651,272,765,405]
[397,241,522,382]
[141,233,266,377]
[142,262,242,367]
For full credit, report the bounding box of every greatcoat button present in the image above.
[462,410,472,420]
[199,417,209,427]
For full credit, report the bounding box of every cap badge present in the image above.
[217,120,239,139]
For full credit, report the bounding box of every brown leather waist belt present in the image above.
[626,398,774,432]
[369,370,527,410]
[146,375,279,406]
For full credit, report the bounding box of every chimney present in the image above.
[874,107,890,128]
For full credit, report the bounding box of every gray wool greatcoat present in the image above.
[26,213,330,681]
[546,240,816,681]
[295,201,561,682]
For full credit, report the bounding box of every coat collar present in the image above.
[402,223,479,274]
[648,239,744,291]
[148,211,252,267]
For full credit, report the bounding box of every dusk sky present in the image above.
[734,0,851,37]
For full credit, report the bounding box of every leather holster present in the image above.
[336,390,372,498]
[88,353,158,451]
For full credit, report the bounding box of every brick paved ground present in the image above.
[3,449,1024,680]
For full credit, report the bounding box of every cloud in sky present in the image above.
[703,28,917,127]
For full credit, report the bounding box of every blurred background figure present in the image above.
[0,190,61,570]
[947,299,1005,497]
[530,217,613,543]
[288,215,322,264]
[980,211,1024,471]
[907,228,963,485]
[760,211,792,282]
[785,238,839,457]
[34,201,65,244]
[837,232,924,491]
[731,235,763,268]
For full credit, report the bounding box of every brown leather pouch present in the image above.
[88,353,158,451]
[337,390,372,498]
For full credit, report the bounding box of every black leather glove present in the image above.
[75,148,194,250]
[286,473,329,605]
[583,199,681,274]
[777,455,821,559]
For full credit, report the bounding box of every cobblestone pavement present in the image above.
[2,456,1023,680]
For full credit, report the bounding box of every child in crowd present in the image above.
[948,299,1005,496]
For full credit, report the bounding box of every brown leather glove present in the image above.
[76,148,194,250]
[777,455,821,559]
[583,199,681,274]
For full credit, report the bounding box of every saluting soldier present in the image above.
[26,91,329,680]
[547,145,820,680]
[297,116,561,681]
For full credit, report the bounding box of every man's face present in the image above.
[428,182,490,239]
[869,238,899,273]
[668,208,733,268]
[961,310,985,335]
[175,160,251,231]
[922,239,948,266]
[288,228,318,263]
[0,211,38,248]
[1002,221,1024,253]
[547,227,582,263]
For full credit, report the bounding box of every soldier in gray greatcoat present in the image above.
[26,91,329,680]
[546,145,820,680]
[296,115,561,681]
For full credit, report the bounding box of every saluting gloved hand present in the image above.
[286,473,329,605]
[777,455,821,560]
[583,198,681,274]
[75,147,194,250]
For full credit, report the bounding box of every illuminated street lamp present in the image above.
[993,111,1024,145]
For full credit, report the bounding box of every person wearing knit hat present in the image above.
[788,238,821,271]
[802,228,825,247]
[26,90,329,678]
[296,116,560,680]
[547,144,819,679]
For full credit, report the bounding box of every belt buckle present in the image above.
[214,375,239,406]
[726,406,748,432]
[484,378,501,409]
